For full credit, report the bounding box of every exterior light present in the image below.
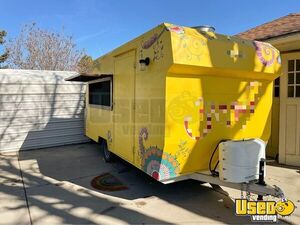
[139,57,150,71]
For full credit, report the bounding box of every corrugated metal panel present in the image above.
[0,69,89,152]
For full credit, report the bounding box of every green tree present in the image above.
[0,30,9,68]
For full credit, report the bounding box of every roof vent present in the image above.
[193,25,215,33]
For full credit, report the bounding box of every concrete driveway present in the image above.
[0,143,299,225]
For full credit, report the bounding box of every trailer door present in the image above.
[113,50,136,163]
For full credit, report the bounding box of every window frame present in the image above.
[274,77,280,98]
[287,59,300,98]
[88,76,113,111]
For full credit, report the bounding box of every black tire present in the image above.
[101,140,114,162]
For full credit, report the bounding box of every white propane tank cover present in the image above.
[219,139,266,183]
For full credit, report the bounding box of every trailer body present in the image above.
[68,23,281,183]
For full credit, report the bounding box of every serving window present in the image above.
[88,76,113,110]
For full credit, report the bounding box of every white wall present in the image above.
[0,69,89,152]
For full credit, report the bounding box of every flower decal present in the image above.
[253,41,276,66]
[139,127,180,181]
[167,25,185,35]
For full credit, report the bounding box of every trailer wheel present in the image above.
[101,141,114,162]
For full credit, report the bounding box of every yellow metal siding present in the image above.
[267,97,280,158]
[113,50,136,163]
[165,74,273,174]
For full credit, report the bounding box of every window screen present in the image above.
[89,79,112,108]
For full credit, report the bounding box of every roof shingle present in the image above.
[236,13,300,40]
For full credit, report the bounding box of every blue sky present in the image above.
[1,0,300,58]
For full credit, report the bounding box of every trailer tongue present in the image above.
[171,171,286,199]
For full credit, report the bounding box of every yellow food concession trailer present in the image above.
[67,23,286,199]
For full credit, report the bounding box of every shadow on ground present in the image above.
[1,143,294,225]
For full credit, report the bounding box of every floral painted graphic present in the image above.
[107,130,112,143]
[184,37,207,61]
[153,39,164,61]
[166,25,185,35]
[253,41,276,66]
[167,91,199,123]
[106,130,113,148]
[174,140,191,161]
[166,24,206,61]
[142,33,159,49]
[139,128,180,180]
[140,27,167,63]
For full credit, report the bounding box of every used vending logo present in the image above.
[235,199,295,222]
